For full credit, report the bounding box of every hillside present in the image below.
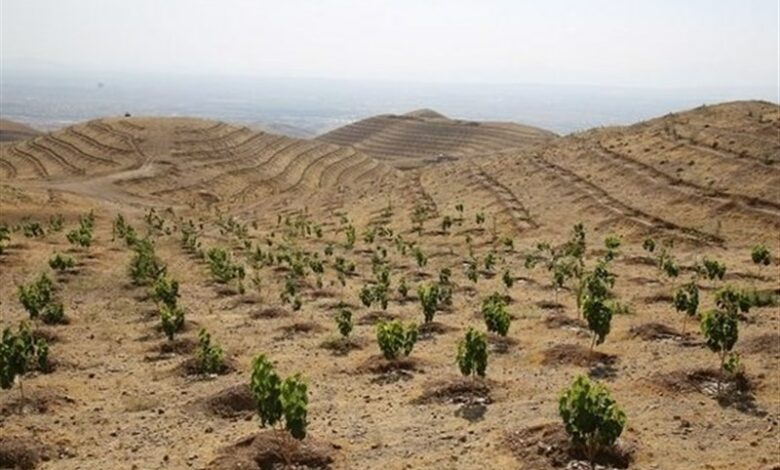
[0,118,42,142]
[0,101,779,470]
[316,109,557,169]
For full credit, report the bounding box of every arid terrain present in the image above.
[0,100,779,470]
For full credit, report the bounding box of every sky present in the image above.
[1,0,778,90]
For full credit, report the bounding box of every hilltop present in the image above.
[316,109,556,169]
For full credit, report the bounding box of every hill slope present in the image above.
[0,118,42,142]
[316,109,556,169]
[0,101,778,470]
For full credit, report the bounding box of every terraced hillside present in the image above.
[317,108,556,169]
[0,118,42,142]
[1,101,779,470]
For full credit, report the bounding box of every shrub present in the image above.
[376,320,418,360]
[700,307,739,392]
[152,275,180,309]
[22,220,45,238]
[66,213,95,248]
[413,247,427,270]
[41,302,65,325]
[699,258,726,282]
[48,214,64,232]
[335,308,353,338]
[559,376,626,465]
[397,277,409,300]
[18,273,55,319]
[196,328,225,374]
[344,225,356,249]
[206,247,245,286]
[129,239,165,285]
[751,244,771,278]
[280,375,308,439]
[249,354,308,440]
[0,225,9,254]
[441,216,452,234]
[456,328,488,378]
[48,253,75,272]
[673,282,699,333]
[160,304,185,341]
[502,269,514,289]
[482,293,511,336]
[1,322,49,401]
[417,283,439,323]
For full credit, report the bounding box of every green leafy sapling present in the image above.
[335,308,353,338]
[750,244,771,279]
[482,293,511,336]
[249,354,309,440]
[160,304,185,341]
[559,376,626,465]
[152,275,180,309]
[673,282,699,333]
[196,328,225,375]
[49,253,75,272]
[700,307,739,393]
[456,328,488,378]
[1,322,50,403]
[18,273,55,320]
[417,283,440,323]
[376,320,418,360]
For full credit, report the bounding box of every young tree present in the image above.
[1,322,49,403]
[417,283,440,323]
[18,273,55,320]
[482,293,511,336]
[152,275,180,309]
[750,244,771,279]
[376,320,418,360]
[559,376,626,466]
[196,328,225,375]
[456,328,488,378]
[160,304,185,341]
[335,308,353,338]
[49,253,75,272]
[700,308,739,393]
[249,354,308,440]
[673,282,699,333]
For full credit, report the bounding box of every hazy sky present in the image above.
[1,0,778,89]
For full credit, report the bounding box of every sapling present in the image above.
[673,282,699,333]
[41,302,65,325]
[335,308,353,338]
[559,376,626,465]
[457,328,488,378]
[1,322,49,403]
[750,244,771,279]
[359,284,374,308]
[700,308,739,393]
[152,275,180,309]
[196,328,225,374]
[699,257,726,283]
[160,304,185,341]
[48,214,64,232]
[642,237,656,254]
[417,283,439,323]
[482,293,511,336]
[413,246,427,271]
[0,225,10,254]
[502,269,514,290]
[344,224,356,249]
[465,257,479,284]
[18,273,55,320]
[249,354,309,440]
[22,220,45,238]
[475,212,485,227]
[48,253,75,272]
[397,277,409,300]
[441,216,453,234]
[376,320,418,360]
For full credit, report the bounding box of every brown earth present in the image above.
[0,100,778,469]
